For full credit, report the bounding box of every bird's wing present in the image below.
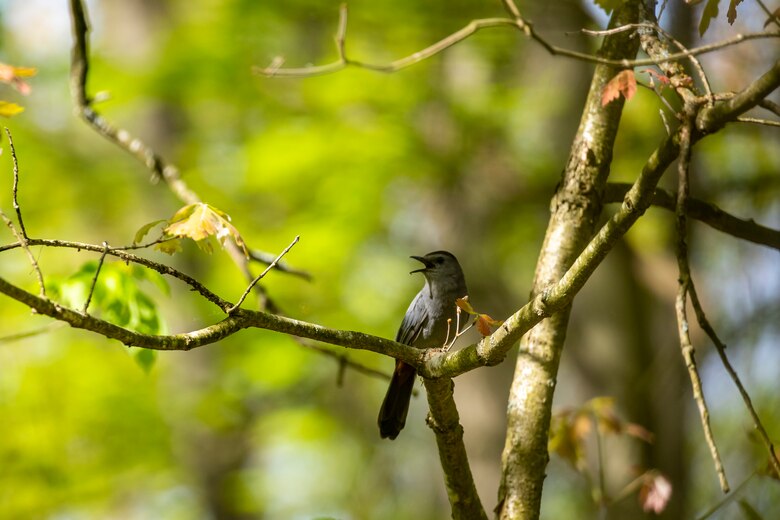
[395,291,428,346]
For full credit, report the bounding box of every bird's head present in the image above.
[410,251,465,284]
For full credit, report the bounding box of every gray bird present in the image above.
[378,251,468,440]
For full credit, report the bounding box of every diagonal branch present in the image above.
[687,283,780,479]
[67,0,306,289]
[1,130,45,297]
[603,183,780,250]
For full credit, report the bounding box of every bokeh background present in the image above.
[0,1,778,518]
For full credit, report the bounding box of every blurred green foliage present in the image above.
[0,1,778,519]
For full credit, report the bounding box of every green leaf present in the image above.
[133,348,157,373]
[737,500,764,520]
[155,238,182,255]
[699,0,720,36]
[133,219,167,245]
[455,296,476,314]
[49,260,167,335]
[592,0,623,14]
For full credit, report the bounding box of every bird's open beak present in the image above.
[409,255,431,274]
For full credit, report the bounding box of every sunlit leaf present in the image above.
[155,238,182,255]
[48,260,167,336]
[163,202,248,256]
[639,472,672,514]
[0,101,24,117]
[133,219,167,245]
[455,296,476,314]
[602,70,636,107]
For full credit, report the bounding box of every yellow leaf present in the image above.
[0,101,24,117]
[455,296,476,314]
[163,203,248,255]
[155,238,182,255]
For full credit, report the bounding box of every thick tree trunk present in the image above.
[496,3,642,518]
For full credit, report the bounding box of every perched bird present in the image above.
[378,251,468,440]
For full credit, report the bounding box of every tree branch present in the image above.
[673,114,729,493]
[603,183,780,250]
[1,238,231,309]
[424,378,487,520]
[254,3,779,78]
[67,0,306,292]
[496,3,642,517]
[697,59,780,132]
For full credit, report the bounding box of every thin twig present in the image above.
[247,249,311,280]
[755,0,780,29]
[0,322,66,344]
[6,128,29,239]
[659,108,671,134]
[501,0,522,18]
[0,209,46,297]
[82,241,109,313]
[335,3,348,59]
[652,23,713,103]
[228,236,300,313]
[674,114,729,493]
[1,237,230,310]
[67,0,304,291]
[593,411,607,508]
[255,6,779,77]
[735,116,780,127]
[695,470,758,520]
[759,99,780,117]
[1,130,45,297]
[602,183,780,251]
[687,283,780,478]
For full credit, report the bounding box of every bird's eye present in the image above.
[435,257,444,265]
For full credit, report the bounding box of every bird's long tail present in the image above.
[378,360,416,440]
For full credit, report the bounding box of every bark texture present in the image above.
[496,3,642,518]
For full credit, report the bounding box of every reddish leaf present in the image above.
[640,68,670,86]
[625,422,655,444]
[0,63,36,95]
[639,472,672,514]
[601,70,637,107]
[476,313,503,336]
